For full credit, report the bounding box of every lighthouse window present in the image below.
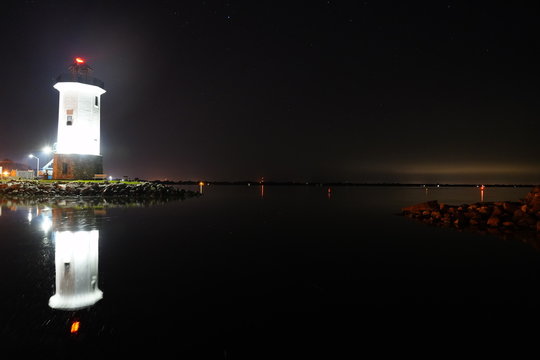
[66,115,73,126]
[94,96,99,107]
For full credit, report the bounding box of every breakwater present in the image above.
[0,180,200,200]
[401,186,540,244]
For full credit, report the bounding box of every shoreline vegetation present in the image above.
[401,186,540,246]
[0,179,201,200]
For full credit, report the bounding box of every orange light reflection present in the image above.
[70,321,80,334]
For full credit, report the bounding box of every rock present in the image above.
[401,186,540,246]
[487,216,500,227]
[402,200,439,213]
[513,209,524,222]
[527,189,540,212]
[503,202,520,213]
[517,215,536,229]
[492,206,503,217]
[478,206,491,215]
[0,180,201,200]
[454,215,468,227]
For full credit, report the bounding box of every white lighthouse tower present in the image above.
[53,57,106,179]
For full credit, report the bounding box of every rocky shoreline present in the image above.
[0,180,201,200]
[401,186,540,246]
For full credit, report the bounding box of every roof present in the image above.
[0,159,31,171]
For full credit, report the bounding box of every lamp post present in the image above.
[29,154,40,178]
[28,147,52,180]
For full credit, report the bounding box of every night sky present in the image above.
[1,0,539,184]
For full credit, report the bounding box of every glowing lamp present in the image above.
[75,57,85,64]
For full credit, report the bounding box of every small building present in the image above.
[15,170,35,179]
[0,159,33,179]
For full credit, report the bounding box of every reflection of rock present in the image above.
[401,186,540,249]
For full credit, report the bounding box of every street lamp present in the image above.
[29,154,40,178]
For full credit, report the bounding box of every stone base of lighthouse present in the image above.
[53,154,103,180]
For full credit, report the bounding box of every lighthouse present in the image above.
[52,57,106,179]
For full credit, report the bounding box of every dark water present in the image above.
[1,185,539,357]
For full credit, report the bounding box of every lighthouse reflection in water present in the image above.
[49,229,102,310]
[46,207,103,311]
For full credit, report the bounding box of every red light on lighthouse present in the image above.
[75,57,85,64]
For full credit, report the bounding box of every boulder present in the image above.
[478,206,491,215]
[512,209,524,222]
[503,202,520,213]
[402,200,439,213]
[401,186,540,245]
[525,186,540,212]
[517,215,537,229]
[487,216,500,227]
[491,206,503,217]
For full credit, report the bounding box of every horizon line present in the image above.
[146,180,538,187]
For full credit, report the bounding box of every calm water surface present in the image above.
[1,185,539,357]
